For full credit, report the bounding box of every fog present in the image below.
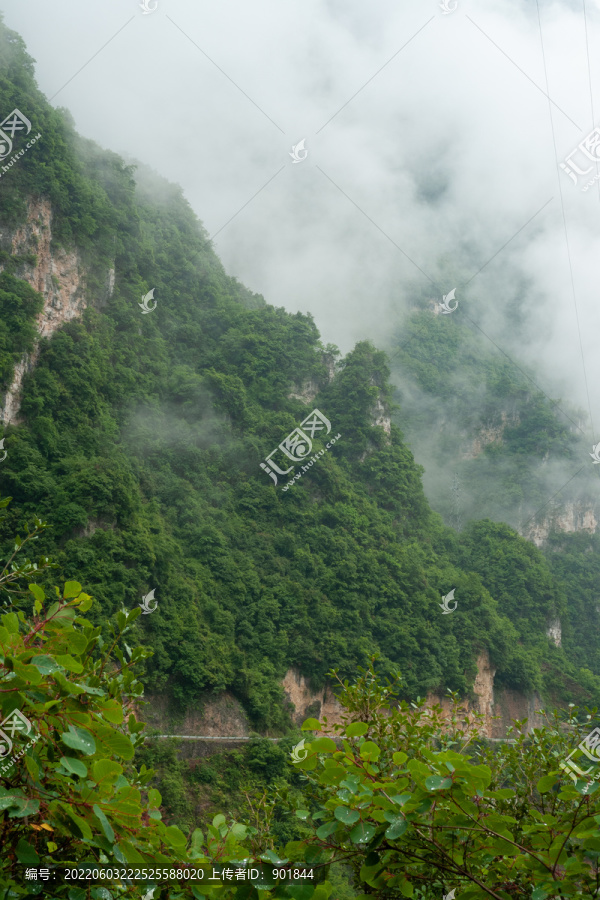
[3,0,600,495]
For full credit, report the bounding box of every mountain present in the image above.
[387,295,600,688]
[1,13,599,742]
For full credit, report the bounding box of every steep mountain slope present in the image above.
[388,301,600,686]
[1,14,599,734]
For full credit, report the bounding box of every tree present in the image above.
[0,499,258,899]
[283,659,600,899]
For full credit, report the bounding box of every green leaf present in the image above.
[191,828,204,852]
[301,718,322,731]
[31,655,60,675]
[60,757,88,778]
[319,766,347,785]
[148,788,162,807]
[385,816,407,840]
[359,741,380,761]
[334,806,360,825]
[316,820,339,839]
[92,759,123,786]
[261,849,288,864]
[425,775,453,791]
[28,584,45,604]
[53,672,84,695]
[0,790,25,811]
[97,699,122,724]
[25,756,39,781]
[63,807,93,840]
[2,612,19,633]
[93,804,115,843]
[55,655,84,674]
[287,885,315,900]
[400,879,414,897]
[61,726,96,756]
[393,751,408,765]
[8,797,40,818]
[350,822,376,844]
[165,824,187,847]
[16,838,39,865]
[63,581,82,599]
[94,724,133,760]
[295,809,311,820]
[77,593,93,612]
[310,736,337,753]
[532,889,549,900]
[537,775,557,793]
[68,889,87,900]
[346,722,369,737]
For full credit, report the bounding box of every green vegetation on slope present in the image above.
[389,305,600,696]
[1,12,599,737]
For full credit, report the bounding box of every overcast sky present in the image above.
[2,0,600,444]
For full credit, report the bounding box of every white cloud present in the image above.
[2,0,600,433]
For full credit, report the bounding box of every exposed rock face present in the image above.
[461,412,519,460]
[288,380,320,404]
[141,651,546,761]
[283,652,543,739]
[140,691,251,738]
[472,649,496,720]
[458,412,599,546]
[547,617,562,648]
[282,668,346,730]
[430,648,544,738]
[372,396,391,436]
[0,196,114,424]
[74,518,115,540]
[523,502,598,547]
[282,651,545,739]
[287,354,336,404]
[1,357,31,425]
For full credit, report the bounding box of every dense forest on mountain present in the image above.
[1,7,600,753]
[388,305,600,684]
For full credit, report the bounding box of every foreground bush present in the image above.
[0,505,258,899]
[281,662,600,899]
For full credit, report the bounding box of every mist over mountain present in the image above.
[3,4,600,892]
[1,2,600,732]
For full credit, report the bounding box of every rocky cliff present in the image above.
[0,195,114,424]
[141,652,545,752]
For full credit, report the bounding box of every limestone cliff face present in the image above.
[282,651,544,739]
[287,355,337,404]
[459,412,599,546]
[426,650,544,739]
[288,380,320,404]
[523,501,598,548]
[371,396,391,436]
[139,691,251,738]
[0,196,114,425]
[140,652,545,753]
[281,668,346,728]
[461,412,519,461]
[547,617,562,648]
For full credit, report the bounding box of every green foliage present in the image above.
[278,660,600,899]
[0,8,599,738]
[0,274,43,392]
[0,513,255,898]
